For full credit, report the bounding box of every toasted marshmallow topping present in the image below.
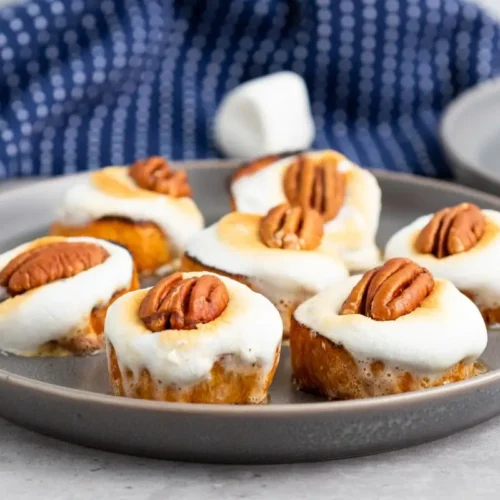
[105,272,283,386]
[385,210,500,309]
[230,151,381,271]
[294,276,487,374]
[56,166,204,255]
[184,212,349,303]
[0,236,134,355]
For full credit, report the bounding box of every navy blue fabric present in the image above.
[0,0,499,179]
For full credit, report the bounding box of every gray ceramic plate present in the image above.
[1,161,500,464]
[440,78,500,195]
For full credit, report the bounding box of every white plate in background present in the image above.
[440,78,500,195]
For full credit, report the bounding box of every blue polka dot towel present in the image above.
[0,0,498,179]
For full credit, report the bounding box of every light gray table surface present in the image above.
[1,178,500,499]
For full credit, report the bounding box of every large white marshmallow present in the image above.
[214,72,315,158]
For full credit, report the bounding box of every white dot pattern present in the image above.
[0,0,498,178]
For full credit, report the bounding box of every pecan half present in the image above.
[259,203,324,250]
[139,273,229,331]
[0,242,109,296]
[129,156,192,197]
[415,203,485,258]
[340,258,434,321]
[283,155,345,222]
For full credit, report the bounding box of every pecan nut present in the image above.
[139,273,229,331]
[129,156,192,197]
[283,155,345,222]
[259,203,324,250]
[415,203,485,258]
[340,258,434,321]
[0,242,109,296]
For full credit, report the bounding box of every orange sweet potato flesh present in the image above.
[51,218,172,275]
[289,316,476,400]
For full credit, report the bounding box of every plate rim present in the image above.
[1,358,499,416]
[5,159,500,207]
[440,76,500,187]
[1,163,500,416]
